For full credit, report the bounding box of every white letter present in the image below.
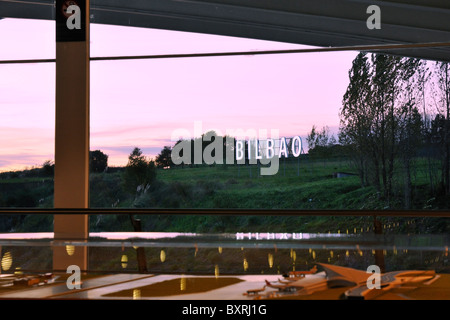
[255,139,262,160]
[66,5,81,30]
[261,130,279,176]
[210,307,216,318]
[291,136,302,157]
[236,140,244,161]
[226,305,233,315]
[366,5,381,30]
[66,265,81,289]
[266,139,274,159]
[259,305,267,315]
[279,137,288,158]
[366,265,381,289]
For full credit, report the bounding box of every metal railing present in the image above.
[0,208,449,216]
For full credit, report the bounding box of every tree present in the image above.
[307,125,335,160]
[340,52,425,207]
[306,125,318,151]
[42,160,54,176]
[339,52,373,187]
[434,61,450,195]
[122,147,155,273]
[398,101,423,208]
[396,58,425,208]
[89,150,108,173]
[123,147,157,194]
[155,146,173,168]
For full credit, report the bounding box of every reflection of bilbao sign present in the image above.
[56,0,86,42]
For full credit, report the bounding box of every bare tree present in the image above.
[340,52,374,187]
[434,61,450,195]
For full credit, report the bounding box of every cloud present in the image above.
[0,153,53,173]
[0,127,54,172]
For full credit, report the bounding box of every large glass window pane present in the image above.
[89,24,450,214]
[0,19,54,237]
[88,24,450,240]
[0,18,55,176]
[89,24,356,212]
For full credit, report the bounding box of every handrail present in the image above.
[0,208,449,217]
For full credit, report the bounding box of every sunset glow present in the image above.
[0,18,357,172]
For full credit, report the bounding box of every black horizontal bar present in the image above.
[1,41,450,65]
[89,41,450,62]
[0,208,449,217]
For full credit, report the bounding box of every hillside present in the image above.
[0,157,448,235]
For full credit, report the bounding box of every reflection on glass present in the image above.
[268,253,273,268]
[66,245,75,256]
[160,250,166,263]
[0,222,447,277]
[243,259,248,272]
[133,289,141,300]
[215,265,219,278]
[121,254,128,268]
[1,252,12,271]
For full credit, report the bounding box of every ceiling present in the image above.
[1,0,450,61]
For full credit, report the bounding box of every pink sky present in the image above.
[0,18,358,172]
